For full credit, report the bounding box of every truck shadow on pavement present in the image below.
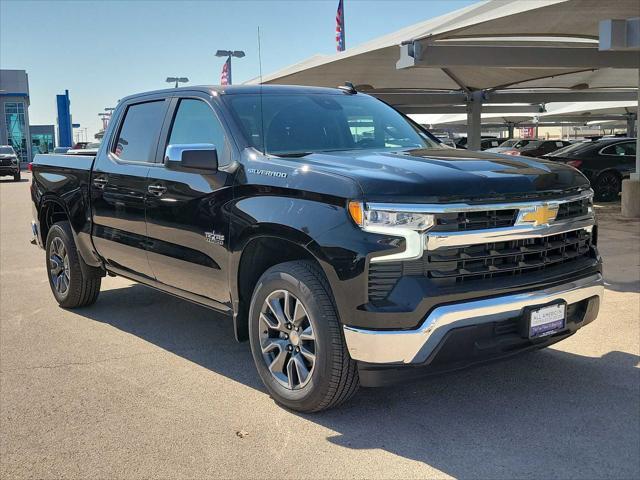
[83,283,640,479]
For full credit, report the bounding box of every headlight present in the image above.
[348,201,435,263]
[11,157,17,164]
[348,201,434,231]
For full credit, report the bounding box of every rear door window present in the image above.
[602,142,636,156]
[113,101,166,162]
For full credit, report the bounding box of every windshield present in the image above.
[224,93,439,155]
[0,147,15,155]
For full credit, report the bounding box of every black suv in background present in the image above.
[543,137,637,201]
[0,145,21,181]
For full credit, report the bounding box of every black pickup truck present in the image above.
[31,85,603,412]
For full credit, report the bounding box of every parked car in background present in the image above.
[542,137,637,201]
[434,136,458,148]
[499,140,572,158]
[53,147,70,154]
[0,145,21,181]
[455,136,501,150]
[65,142,101,156]
[485,138,536,154]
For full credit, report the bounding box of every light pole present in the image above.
[166,77,189,88]
[98,113,110,130]
[215,50,245,85]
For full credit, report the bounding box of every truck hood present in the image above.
[293,148,590,202]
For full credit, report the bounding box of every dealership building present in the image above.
[0,69,32,162]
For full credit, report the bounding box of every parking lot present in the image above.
[1,173,638,479]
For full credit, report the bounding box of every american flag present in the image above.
[336,0,345,52]
[220,56,231,85]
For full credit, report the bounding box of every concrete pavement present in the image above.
[1,173,639,479]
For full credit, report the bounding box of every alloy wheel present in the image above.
[49,237,70,296]
[597,175,619,201]
[259,289,317,390]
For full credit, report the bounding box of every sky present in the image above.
[1,0,476,140]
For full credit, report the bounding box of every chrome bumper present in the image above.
[343,273,604,365]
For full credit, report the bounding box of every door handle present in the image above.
[148,184,167,196]
[93,177,108,189]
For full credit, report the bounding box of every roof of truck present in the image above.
[119,84,350,104]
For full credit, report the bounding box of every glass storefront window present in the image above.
[5,102,27,162]
[31,133,55,156]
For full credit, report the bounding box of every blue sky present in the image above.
[1,0,475,139]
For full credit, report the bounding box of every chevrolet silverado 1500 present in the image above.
[31,85,603,412]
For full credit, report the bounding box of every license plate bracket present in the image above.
[526,301,567,338]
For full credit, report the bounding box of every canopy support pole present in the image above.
[505,122,515,138]
[626,112,637,138]
[466,90,483,151]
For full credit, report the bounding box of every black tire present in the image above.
[593,171,621,202]
[248,260,359,412]
[13,171,20,181]
[45,221,101,308]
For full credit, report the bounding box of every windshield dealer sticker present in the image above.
[247,168,287,178]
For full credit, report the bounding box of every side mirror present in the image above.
[165,144,218,171]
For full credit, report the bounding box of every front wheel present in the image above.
[13,171,20,181]
[248,260,359,412]
[45,221,101,308]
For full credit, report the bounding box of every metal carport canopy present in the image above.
[415,101,638,128]
[246,0,638,149]
[247,0,638,92]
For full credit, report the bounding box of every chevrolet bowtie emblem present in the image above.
[519,204,559,226]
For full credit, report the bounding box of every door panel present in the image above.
[92,161,152,276]
[145,97,235,305]
[91,99,168,278]
[145,168,234,302]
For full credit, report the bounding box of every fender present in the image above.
[31,158,102,268]
[228,194,397,339]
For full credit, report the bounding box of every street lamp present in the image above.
[215,50,245,85]
[166,77,189,88]
[98,112,110,130]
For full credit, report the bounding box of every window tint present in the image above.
[113,101,165,162]
[168,99,227,161]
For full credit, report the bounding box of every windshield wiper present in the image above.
[273,152,312,158]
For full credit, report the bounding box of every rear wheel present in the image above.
[593,172,621,202]
[45,222,101,308]
[248,260,359,412]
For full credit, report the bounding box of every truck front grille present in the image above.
[430,198,589,232]
[368,229,594,303]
